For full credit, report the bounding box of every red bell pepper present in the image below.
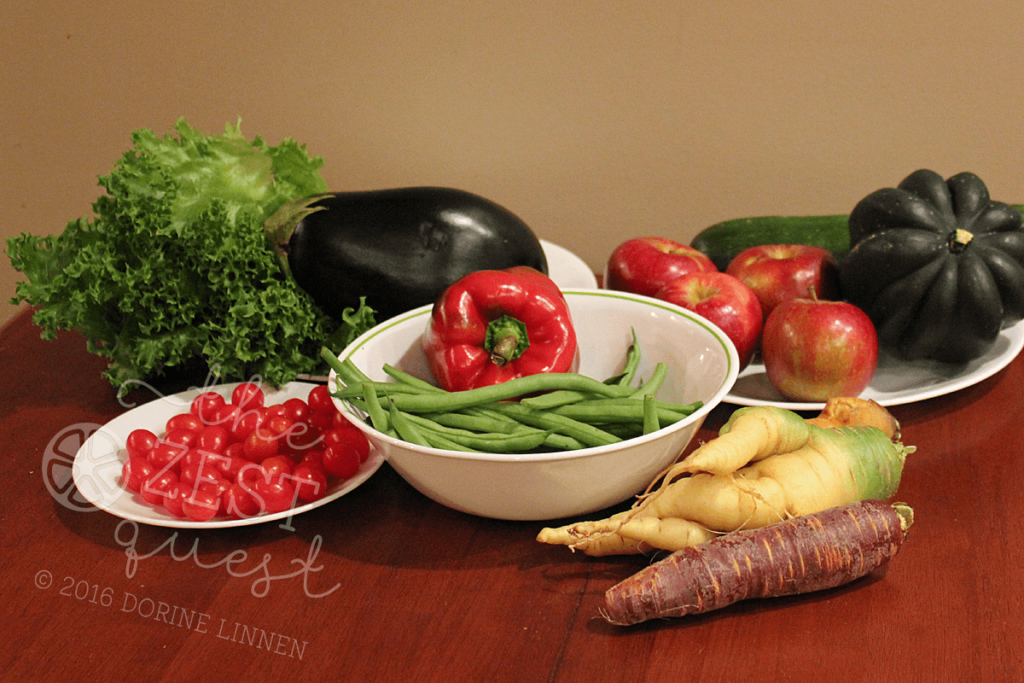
[422,266,579,392]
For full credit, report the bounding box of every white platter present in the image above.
[726,321,1024,411]
[72,381,384,529]
[541,239,598,289]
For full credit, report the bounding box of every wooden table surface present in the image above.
[2,306,1022,683]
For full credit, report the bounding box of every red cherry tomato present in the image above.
[236,462,265,490]
[243,428,279,462]
[210,452,248,481]
[162,482,190,517]
[125,429,159,460]
[121,456,154,494]
[263,404,289,421]
[322,444,361,480]
[299,449,326,472]
[309,410,335,432]
[260,455,294,484]
[230,408,265,443]
[182,484,221,522]
[180,461,222,489]
[283,398,311,425]
[291,464,329,503]
[147,442,187,474]
[254,477,296,514]
[211,403,241,431]
[322,427,371,464]
[306,385,336,416]
[232,382,265,409]
[141,470,178,506]
[164,427,199,449]
[196,425,231,454]
[223,482,262,518]
[191,391,226,424]
[166,413,204,434]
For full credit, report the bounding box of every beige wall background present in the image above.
[4,1,1024,331]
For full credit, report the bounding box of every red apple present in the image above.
[725,244,839,320]
[656,271,763,370]
[761,295,878,402]
[605,237,717,297]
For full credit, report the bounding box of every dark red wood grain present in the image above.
[2,307,1022,683]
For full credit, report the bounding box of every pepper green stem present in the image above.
[484,315,530,366]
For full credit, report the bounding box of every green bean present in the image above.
[550,402,691,425]
[418,411,520,435]
[419,430,477,452]
[486,402,622,448]
[387,373,628,414]
[332,381,433,400]
[643,394,659,435]
[604,328,641,386]
[320,347,370,387]
[518,383,635,410]
[388,402,432,447]
[381,364,444,391]
[631,362,668,399]
[361,383,390,433]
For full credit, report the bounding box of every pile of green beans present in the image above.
[319,336,702,454]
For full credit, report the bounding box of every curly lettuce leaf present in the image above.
[7,118,374,388]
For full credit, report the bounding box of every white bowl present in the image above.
[328,290,739,520]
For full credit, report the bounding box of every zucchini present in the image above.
[691,205,1024,272]
[690,215,851,271]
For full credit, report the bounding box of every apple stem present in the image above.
[808,285,818,302]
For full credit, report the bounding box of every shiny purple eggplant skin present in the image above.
[276,187,548,322]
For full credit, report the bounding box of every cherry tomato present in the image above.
[236,462,265,490]
[322,444,361,480]
[164,427,199,449]
[147,442,187,474]
[230,408,265,443]
[125,429,159,460]
[121,456,154,494]
[196,425,231,454]
[182,484,221,522]
[291,464,328,503]
[223,441,245,461]
[232,382,265,409]
[254,477,296,514]
[191,391,226,424]
[283,398,311,425]
[211,452,248,481]
[243,428,279,462]
[263,404,289,421]
[299,449,326,472]
[166,413,204,434]
[306,385,335,416]
[322,427,371,464]
[282,421,321,454]
[141,470,178,506]
[212,403,241,431]
[260,455,294,485]
[309,410,335,432]
[223,482,262,518]
[180,461,222,489]
[162,482,190,517]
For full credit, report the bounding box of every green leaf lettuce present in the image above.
[7,118,375,388]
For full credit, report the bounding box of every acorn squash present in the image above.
[840,169,1024,363]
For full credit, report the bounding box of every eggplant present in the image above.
[266,187,548,322]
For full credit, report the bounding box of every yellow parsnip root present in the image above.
[807,396,900,440]
[538,401,913,556]
[669,405,810,476]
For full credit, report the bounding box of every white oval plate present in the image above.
[541,239,598,289]
[726,321,1024,410]
[72,381,384,528]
